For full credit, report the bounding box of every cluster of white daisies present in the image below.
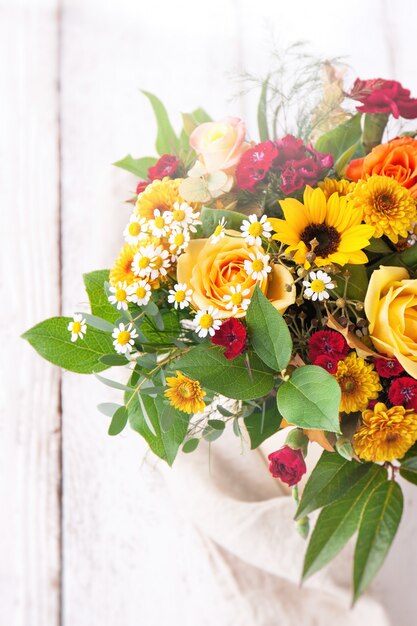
[68,212,335,353]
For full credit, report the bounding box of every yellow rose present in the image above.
[189,117,248,173]
[176,231,295,318]
[364,265,417,378]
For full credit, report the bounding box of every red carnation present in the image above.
[308,330,349,363]
[374,356,404,378]
[274,135,306,163]
[349,78,417,120]
[268,446,307,487]
[235,141,279,191]
[136,181,149,195]
[211,318,247,360]
[274,135,333,195]
[314,354,339,374]
[388,377,417,411]
[148,154,180,181]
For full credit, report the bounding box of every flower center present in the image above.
[139,256,150,269]
[248,222,263,236]
[154,216,165,229]
[375,193,394,215]
[174,233,185,245]
[72,321,81,334]
[231,292,243,305]
[214,224,224,237]
[252,259,264,272]
[178,383,193,398]
[115,288,127,301]
[136,286,146,299]
[128,222,141,236]
[340,376,356,393]
[199,314,213,329]
[175,290,186,302]
[118,331,131,345]
[300,223,341,257]
[153,256,163,269]
[173,209,185,221]
[310,279,326,293]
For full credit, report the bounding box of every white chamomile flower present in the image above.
[223,284,251,314]
[112,322,138,354]
[108,281,129,310]
[132,244,171,280]
[194,306,222,338]
[210,217,227,244]
[168,228,190,255]
[243,252,271,282]
[240,214,273,246]
[167,283,193,310]
[303,270,335,301]
[67,314,87,342]
[148,208,171,238]
[127,280,151,306]
[123,214,148,244]
[166,201,201,233]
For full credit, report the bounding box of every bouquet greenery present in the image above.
[24,64,417,601]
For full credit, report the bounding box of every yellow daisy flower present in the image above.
[318,177,356,199]
[165,371,206,414]
[135,177,200,222]
[270,186,374,268]
[110,243,139,287]
[335,352,382,414]
[353,402,417,462]
[349,174,417,243]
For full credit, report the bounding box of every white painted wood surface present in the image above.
[3,0,417,624]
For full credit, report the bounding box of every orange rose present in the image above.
[176,231,295,318]
[347,137,417,196]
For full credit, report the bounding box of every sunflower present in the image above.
[270,186,374,268]
[318,177,356,199]
[165,371,206,414]
[335,352,382,413]
[349,174,417,243]
[353,402,417,462]
[135,177,200,222]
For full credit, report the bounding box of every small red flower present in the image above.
[374,356,404,378]
[349,78,417,119]
[136,181,149,195]
[314,354,339,374]
[235,141,279,191]
[148,154,180,181]
[308,330,349,363]
[274,135,333,195]
[211,318,247,360]
[268,446,307,487]
[388,377,417,410]
[274,135,306,163]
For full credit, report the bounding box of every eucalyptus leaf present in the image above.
[78,313,115,333]
[108,406,128,436]
[97,402,123,417]
[182,438,199,453]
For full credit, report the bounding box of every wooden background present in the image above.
[3,0,417,624]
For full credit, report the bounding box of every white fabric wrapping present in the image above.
[160,426,391,626]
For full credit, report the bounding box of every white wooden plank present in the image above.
[0,1,62,625]
[59,1,244,625]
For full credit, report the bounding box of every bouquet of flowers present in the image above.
[24,67,417,601]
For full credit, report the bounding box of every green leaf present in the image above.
[108,406,128,436]
[353,480,403,602]
[244,395,283,449]
[141,90,179,156]
[94,373,133,391]
[112,155,157,178]
[400,469,417,485]
[200,207,247,237]
[22,317,114,374]
[257,76,270,141]
[174,345,274,400]
[99,353,128,366]
[127,392,189,465]
[277,366,341,433]
[246,285,292,371]
[182,438,199,453]
[303,464,387,580]
[334,142,361,177]
[181,108,212,136]
[365,237,393,254]
[207,419,225,430]
[333,264,368,301]
[315,114,362,161]
[80,313,115,333]
[295,451,371,520]
[141,310,181,345]
[97,402,122,417]
[83,270,119,324]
